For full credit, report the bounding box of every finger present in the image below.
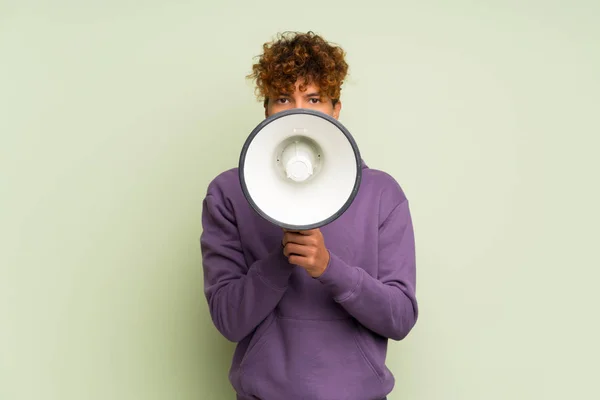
[288,254,312,268]
[283,243,313,258]
[283,228,319,235]
[296,228,319,235]
[283,243,311,257]
[283,232,316,246]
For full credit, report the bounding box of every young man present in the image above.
[200,32,418,400]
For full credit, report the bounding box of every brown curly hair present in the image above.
[247,31,349,106]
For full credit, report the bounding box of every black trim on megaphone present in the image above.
[238,108,362,230]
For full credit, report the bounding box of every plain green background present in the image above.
[2,1,599,399]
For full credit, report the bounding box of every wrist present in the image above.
[309,251,330,278]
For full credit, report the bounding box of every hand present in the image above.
[282,228,330,278]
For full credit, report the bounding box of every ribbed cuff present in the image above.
[316,251,361,301]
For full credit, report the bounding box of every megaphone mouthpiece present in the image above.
[281,140,316,182]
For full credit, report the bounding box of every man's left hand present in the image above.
[282,228,330,278]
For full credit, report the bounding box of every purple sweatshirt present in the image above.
[200,160,418,400]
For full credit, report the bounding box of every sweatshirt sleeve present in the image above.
[200,192,294,343]
[316,196,418,341]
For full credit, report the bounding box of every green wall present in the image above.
[2,1,599,399]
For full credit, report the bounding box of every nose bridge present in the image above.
[292,94,307,109]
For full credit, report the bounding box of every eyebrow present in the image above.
[275,92,321,98]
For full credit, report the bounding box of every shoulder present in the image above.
[362,167,407,202]
[205,167,241,200]
[201,167,247,224]
[361,166,409,223]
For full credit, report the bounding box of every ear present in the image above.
[333,100,342,120]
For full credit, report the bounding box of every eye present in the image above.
[308,98,320,104]
[277,98,290,104]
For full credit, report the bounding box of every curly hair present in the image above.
[247,31,349,105]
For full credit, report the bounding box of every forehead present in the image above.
[276,82,322,96]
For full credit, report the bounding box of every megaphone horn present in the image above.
[239,108,362,230]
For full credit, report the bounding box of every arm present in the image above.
[317,198,418,341]
[200,193,293,342]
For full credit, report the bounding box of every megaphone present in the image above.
[239,108,362,230]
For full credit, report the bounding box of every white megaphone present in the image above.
[239,108,362,230]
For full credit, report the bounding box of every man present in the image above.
[200,31,418,400]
